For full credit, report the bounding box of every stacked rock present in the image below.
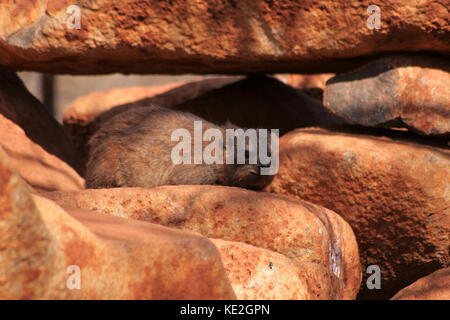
[0,0,448,300]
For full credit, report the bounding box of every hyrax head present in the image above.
[216,128,276,190]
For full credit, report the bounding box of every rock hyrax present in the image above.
[86,105,275,190]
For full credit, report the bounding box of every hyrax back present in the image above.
[85,105,273,190]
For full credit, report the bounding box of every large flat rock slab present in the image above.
[0,1,448,74]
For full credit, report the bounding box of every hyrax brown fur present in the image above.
[85,105,274,190]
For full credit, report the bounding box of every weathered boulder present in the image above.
[0,69,84,191]
[266,127,450,299]
[0,147,235,299]
[323,54,450,136]
[64,76,342,172]
[212,238,344,299]
[1,1,448,74]
[41,185,362,299]
[391,268,450,300]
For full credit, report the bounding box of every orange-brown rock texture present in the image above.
[212,238,344,300]
[0,69,84,191]
[323,55,450,136]
[0,1,448,74]
[42,185,362,299]
[266,128,450,300]
[0,147,235,299]
[391,268,450,300]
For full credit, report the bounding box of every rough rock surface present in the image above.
[1,1,448,74]
[323,55,450,136]
[0,69,84,191]
[391,268,450,300]
[64,76,343,172]
[42,185,362,299]
[0,147,235,299]
[266,128,450,299]
[213,238,344,300]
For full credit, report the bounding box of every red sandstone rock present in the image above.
[391,268,450,300]
[323,55,450,136]
[0,69,84,191]
[42,185,362,299]
[212,238,345,300]
[266,127,450,299]
[0,147,235,299]
[0,1,448,74]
